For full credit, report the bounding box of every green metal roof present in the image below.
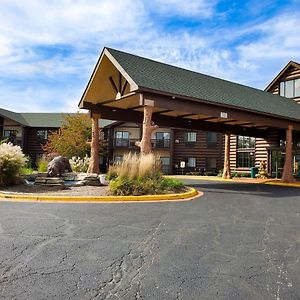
[0,108,27,126]
[0,108,114,128]
[106,47,300,122]
[20,113,70,127]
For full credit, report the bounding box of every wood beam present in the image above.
[199,116,218,121]
[109,76,118,93]
[153,109,173,115]
[218,119,238,124]
[100,92,137,106]
[121,81,128,96]
[181,113,196,118]
[143,92,300,131]
[84,102,270,138]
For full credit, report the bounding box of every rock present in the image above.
[61,172,77,181]
[82,174,101,186]
[34,176,64,187]
[99,174,108,185]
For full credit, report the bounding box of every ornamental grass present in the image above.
[0,142,27,186]
[108,153,184,196]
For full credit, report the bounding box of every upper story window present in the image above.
[207,132,217,146]
[156,132,170,140]
[37,130,48,140]
[184,132,197,142]
[280,79,300,98]
[237,136,255,149]
[115,131,129,139]
[155,132,170,148]
[115,131,129,147]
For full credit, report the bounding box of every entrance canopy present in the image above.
[79,47,300,138]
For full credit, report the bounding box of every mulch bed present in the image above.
[0,184,110,196]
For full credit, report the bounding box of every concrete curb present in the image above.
[0,188,200,203]
[264,181,300,188]
[168,175,300,188]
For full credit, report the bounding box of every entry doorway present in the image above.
[269,148,300,178]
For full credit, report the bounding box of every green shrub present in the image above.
[110,176,184,196]
[37,158,48,173]
[0,142,27,186]
[20,167,34,175]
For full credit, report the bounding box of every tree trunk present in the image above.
[282,125,294,183]
[222,133,231,179]
[87,113,100,174]
[135,105,158,155]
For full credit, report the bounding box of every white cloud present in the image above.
[1,0,300,111]
[149,0,218,18]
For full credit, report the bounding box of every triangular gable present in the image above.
[0,108,28,126]
[79,48,138,108]
[265,61,300,92]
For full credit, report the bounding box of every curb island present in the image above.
[0,187,200,203]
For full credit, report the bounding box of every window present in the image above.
[155,132,170,148]
[207,132,217,146]
[160,157,170,174]
[3,130,17,138]
[114,155,123,163]
[37,130,48,140]
[237,136,255,149]
[156,132,170,140]
[206,157,217,170]
[237,152,255,168]
[187,157,196,167]
[280,79,300,98]
[184,132,196,142]
[115,131,129,139]
[115,131,129,147]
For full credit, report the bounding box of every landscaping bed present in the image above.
[0,184,110,196]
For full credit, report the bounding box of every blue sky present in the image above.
[0,0,300,112]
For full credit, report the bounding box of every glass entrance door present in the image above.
[269,149,284,178]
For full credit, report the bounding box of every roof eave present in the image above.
[138,86,300,124]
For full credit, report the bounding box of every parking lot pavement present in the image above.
[0,180,299,299]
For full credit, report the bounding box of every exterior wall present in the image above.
[107,123,223,175]
[230,64,300,176]
[23,127,58,165]
[268,65,300,103]
[2,118,23,146]
[172,129,223,174]
[255,131,279,168]
[230,133,279,174]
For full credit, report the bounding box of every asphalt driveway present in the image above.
[0,180,299,299]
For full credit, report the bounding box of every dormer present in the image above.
[265,61,300,103]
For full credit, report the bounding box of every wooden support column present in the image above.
[222,133,231,179]
[281,125,294,183]
[87,112,100,174]
[135,105,158,155]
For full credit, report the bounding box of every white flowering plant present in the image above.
[69,155,91,173]
[0,142,27,186]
